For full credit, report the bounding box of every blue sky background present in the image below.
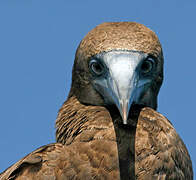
[0,0,195,175]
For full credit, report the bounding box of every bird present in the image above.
[0,22,193,180]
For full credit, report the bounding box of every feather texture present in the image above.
[0,22,193,180]
[1,97,193,179]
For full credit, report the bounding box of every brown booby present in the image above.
[0,22,193,180]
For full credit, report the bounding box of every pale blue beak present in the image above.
[92,51,150,124]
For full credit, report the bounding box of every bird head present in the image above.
[69,22,163,124]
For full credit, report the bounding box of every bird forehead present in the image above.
[76,22,162,60]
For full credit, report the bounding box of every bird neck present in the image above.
[55,95,115,144]
[107,105,141,180]
[56,95,141,180]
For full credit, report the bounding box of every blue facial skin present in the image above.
[89,50,155,124]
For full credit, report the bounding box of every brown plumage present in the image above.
[0,22,193,180]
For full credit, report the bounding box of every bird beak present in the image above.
[102,52,143,124]
[107,69,138,124]
[93,52,146,124]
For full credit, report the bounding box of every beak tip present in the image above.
[120,100,129,125]
[122,111,128,124]
[123,119,128,125]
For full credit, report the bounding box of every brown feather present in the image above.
[0,22,193,179]
[1,96,192,179]
[77,22,162,59]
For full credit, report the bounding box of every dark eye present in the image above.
[89,59,104,76]
[140,57,155,75]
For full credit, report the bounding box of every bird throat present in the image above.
[107,104,141,180]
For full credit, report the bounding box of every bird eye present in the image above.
[140,57,155,75]
[89,59,104,76]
